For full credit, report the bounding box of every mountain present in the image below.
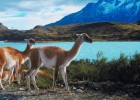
[0,23,8,31]
[45,0,140,27]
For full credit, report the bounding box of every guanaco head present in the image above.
[24,38,35,46]
[76,33,93,43]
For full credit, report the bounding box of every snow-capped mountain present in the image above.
[46,0,140,26]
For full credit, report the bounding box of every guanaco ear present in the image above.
[76,34,82,37]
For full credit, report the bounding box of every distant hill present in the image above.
[0,23,56,41]
[0,23,8,31]
[0,22,140,41]
[46,0,140,27]
[25,25,52,34]
[47,22,140,41]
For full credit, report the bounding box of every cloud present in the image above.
[0,0,98,30]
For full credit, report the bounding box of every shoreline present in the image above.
[2,40,140,43]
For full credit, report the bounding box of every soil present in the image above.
[0,83,139,100]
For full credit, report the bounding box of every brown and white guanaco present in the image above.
[25,33,92,91]
[0,38,35,89]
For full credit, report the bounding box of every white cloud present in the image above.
[0,0,98,30]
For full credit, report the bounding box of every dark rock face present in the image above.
[46,0,140,27]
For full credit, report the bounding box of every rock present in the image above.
[60,85,64,88]
[76,89,83,93]
[125,94,128,97]
[19,87,25,91]
[72,87,76,90]
[57,83,61,86]
[80,87,84,90]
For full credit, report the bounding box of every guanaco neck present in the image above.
[22,44,32,56]
[68,37,83,58]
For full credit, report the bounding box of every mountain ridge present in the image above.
[45,0,140,27]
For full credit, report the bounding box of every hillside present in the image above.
[0,22,140,41]
[46,0,140,26]
[0,24,56,41]
[47,22,140,41]
[0,23,8,31]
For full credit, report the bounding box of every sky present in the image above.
[0,0,98,30]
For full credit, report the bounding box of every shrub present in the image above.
[67,53,140,84]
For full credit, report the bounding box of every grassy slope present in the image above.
[0,22,140,41]
[48,22,140,41]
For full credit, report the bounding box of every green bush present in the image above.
[67,53,140,84]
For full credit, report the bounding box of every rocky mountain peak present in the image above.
[45,1,140,27]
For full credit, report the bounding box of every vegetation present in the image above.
[68,53,140,84]
[47,22,140,41]
[20,53,140,88]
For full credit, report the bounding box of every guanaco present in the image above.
[25,33,92,91]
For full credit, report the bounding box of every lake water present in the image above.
[0,41,140,61]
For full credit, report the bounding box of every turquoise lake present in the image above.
[0,41,140,61]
